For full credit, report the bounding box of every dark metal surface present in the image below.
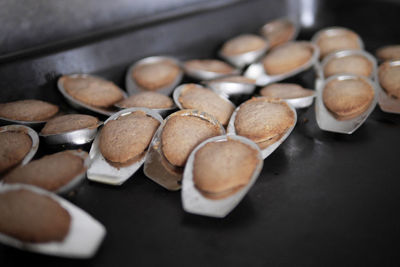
[1,0,400,266]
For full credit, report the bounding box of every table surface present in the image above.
[1,1,400,266]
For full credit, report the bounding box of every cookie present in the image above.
[260,83,314,99]
[178,84,234,126]
[316,29,361,59]
[3,150,88,192]
[117,91,174,109]
[376,45,400,61]
[161,114,222,167]
[41,114,99,135]
[323,78,375,120]
[0,189,71,243]
[193,139,260,199]
[100,111,160,163]
[378,62,400,99]
[184,59,235,74]
[221,34,267,56]
[132,60,180,90]
[0,131,32,173]
[324,55,373,78]
[262,42,313,75]
[61,75,124,108]
[235,97,295,148]
[260,19,295,48]
[0,100,59,122]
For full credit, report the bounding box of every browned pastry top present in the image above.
[323,78,375,120]
[324,55,373,78]
[0,189,71,243]
[3,150,87,192]
[221,34,267,56]
[0,99,59,122]
[41,114,99,135]
[210,75,255,84]
[178,84,234,126]
[376,45,400,61]
[378,62,400,99]
[261,19,295,48]
[62,75,124,108]
[184,59,235,74]
[132,60,181,90]
[117,91,174,109]
[316,29,361,58]
[161,114,222,167]
[0,131,32,174]
[260,83,314,99]
[100,111,160,163]
[262,42,313,75]
[193,139,260,200]
[235,97,295,145]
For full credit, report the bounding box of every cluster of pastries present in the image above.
[0,16,399,257]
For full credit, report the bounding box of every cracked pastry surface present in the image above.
[117,91,173,109]
[41,114,99,135]
[0,100,58,121]
[0,131,32,174]
[324,55,373,78]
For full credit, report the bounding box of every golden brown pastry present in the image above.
[116,92,174,109]
[0,131,32,173]
[235,97,295,148]
[260,83,314,99]
[262,42,313,75]
[161,114,222,167]
[132,60,181,90]
[0,100,58,121]
[261,19,296,48]
[221,34,267,56]
[316,29,361,59]
[323,78,375,120]
[3,150,87,192]
[323,55,373,78]
[41,114,99,135]
[184,59,235,74]
[178,84,234,126]
[61,75,124,108]
[100,111,160,163]
[378,62,400,99]
[0,189,71,243]
[376,45,400,61]
[193,139,260,199]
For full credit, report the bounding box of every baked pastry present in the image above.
[260,19,295,48]
[100,111,160,163]
[260,83,314,99]
[235,97,295,148]
[193,139,260,199]
[132,60,181,90]
[0,99,58,121]
[116,92,174,109]
[61,75,124,108]
[0,189,70,243]
[221,34,267,56]
[3,150,88,192]
[316,29,361,59]
[41,114,99,135]
[378,62,400,99]
[184,59,235,74]
[0,131,32,173]
[161,114,222,167]
[262,42,313,75]
[323,55,373,78]
[178,84,234,126]
[376,45,400,61]
[210,75,255,84]
[323,78,375,120]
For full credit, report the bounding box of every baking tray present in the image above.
[1,0,400,266]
